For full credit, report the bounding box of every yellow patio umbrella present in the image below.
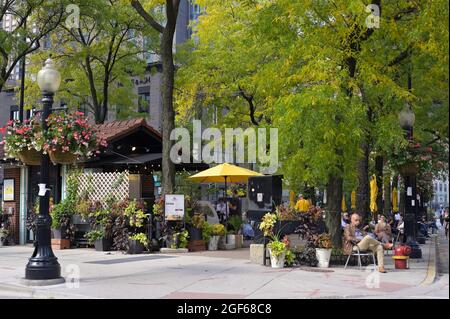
[341,194,347,212]
[188,162,262,183]
[370,174,378,214]
[188,163,263,231]
[392,187,399,213]
[351,190,356,210]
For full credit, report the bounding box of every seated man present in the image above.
[343,214,393,273]
[374,215,392,243]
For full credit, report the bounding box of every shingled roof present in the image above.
[94,118,161,142]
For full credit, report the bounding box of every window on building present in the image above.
[138,92,150,114]
[439,183,443,192]
[434,183,438,191]
[444,184,448,193]
[10,105,19,120]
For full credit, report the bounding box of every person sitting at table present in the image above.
[374,215,392,243]
[343,214,393,273]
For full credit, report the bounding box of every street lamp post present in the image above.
[24,58,64,282]
[398,105,422,259]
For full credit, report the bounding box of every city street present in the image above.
[0,232,447,299]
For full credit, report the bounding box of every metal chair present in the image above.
[344,246,377,271]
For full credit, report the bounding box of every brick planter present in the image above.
[188,240,206,252]
[51,238,71,250]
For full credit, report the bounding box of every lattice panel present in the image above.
[77,171,129,205]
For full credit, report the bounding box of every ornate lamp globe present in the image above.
[36,58,61,93]
[398,105,415,130]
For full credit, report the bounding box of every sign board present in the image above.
[164,194,185,221]
[257,193,263,202]
[2,179,14,201]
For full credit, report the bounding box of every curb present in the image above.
[419,235,438,286]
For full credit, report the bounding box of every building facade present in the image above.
[0,0,202,244]
[431,177,449,211]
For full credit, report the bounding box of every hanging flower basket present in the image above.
[43,111,107,162]
[18,149,42,166]
[48,150,78,165]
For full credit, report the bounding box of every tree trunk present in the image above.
[384,172,391,217]
[160,28,176,195]
[375,155,384,219]
[356,140,369,221]
[326,174,343,248]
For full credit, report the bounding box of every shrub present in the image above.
[267,240,287,257]
[129,232,149,247]
[211,223,226,236]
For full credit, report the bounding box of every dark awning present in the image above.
[100,152,162,164]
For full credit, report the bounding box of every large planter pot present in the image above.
[49,150,77,165]
[18,149,41,166]
[208,236,220,251]
[94,238,112,251]
[275,221,301,236]
[268,249,285,268]
[187,226,202,241]
[226,234,236,247]
[315,248,332,268]
[127,239,144,254]
[52,227,68,239]
[72,214,89,225]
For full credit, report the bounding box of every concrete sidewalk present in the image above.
[0,233,447,299]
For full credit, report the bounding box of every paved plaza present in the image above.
[0,232,447,299]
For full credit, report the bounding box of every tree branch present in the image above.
[130,0,164,33]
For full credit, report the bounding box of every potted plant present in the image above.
[50,199,73,240]
[1,118,44,165]
[313,233,333,268]
[85,229,112,251]
[267,239,287,268]
[227,215,244,248]
[205,223,226,250]
[0,228,9,246]
[43,111,107,164]
[170,230,189,249]
[186,214,204,241]
[128,232,149,254]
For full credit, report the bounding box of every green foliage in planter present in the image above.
[124,199,146,228]
[191,214,205,229]
[259,212,277,236]
[295,246,318,267]
[228,215,243,234]
[313,233,333,249]
[129,232,149,247]
[267,240,287,257]
[202,221,213,242]
[211,223,226,236]
[85,230,104,244]
[50,199,75,229]
[170,230,189,249]
[285,249,295,267]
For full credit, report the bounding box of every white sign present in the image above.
[164,194,185,221]
[411,200,415,207]
[407,187,412,196]
[257,193,263,202]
